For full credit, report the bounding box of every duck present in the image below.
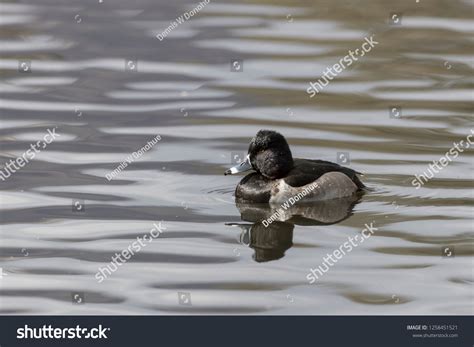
[224,130,365,203]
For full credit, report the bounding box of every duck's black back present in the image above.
[283,159,365,189]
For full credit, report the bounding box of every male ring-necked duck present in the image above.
[225,130,365,203]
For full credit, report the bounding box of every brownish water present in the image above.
[0,0,473,314]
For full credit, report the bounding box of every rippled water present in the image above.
[0,0,473,315]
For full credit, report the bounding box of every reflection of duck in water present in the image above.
[229,196,362,262]
[236,221,293,263]
[225,130,365,203]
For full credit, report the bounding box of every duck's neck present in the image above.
[263,152,293,179]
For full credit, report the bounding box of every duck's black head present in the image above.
[225,130,294,179]
[249,130,294,179]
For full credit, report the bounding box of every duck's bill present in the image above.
[225,155,252,175]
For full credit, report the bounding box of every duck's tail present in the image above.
[339,167,366,190]
[353,174,366,190]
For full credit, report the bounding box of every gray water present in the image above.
[0,0,473,314]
